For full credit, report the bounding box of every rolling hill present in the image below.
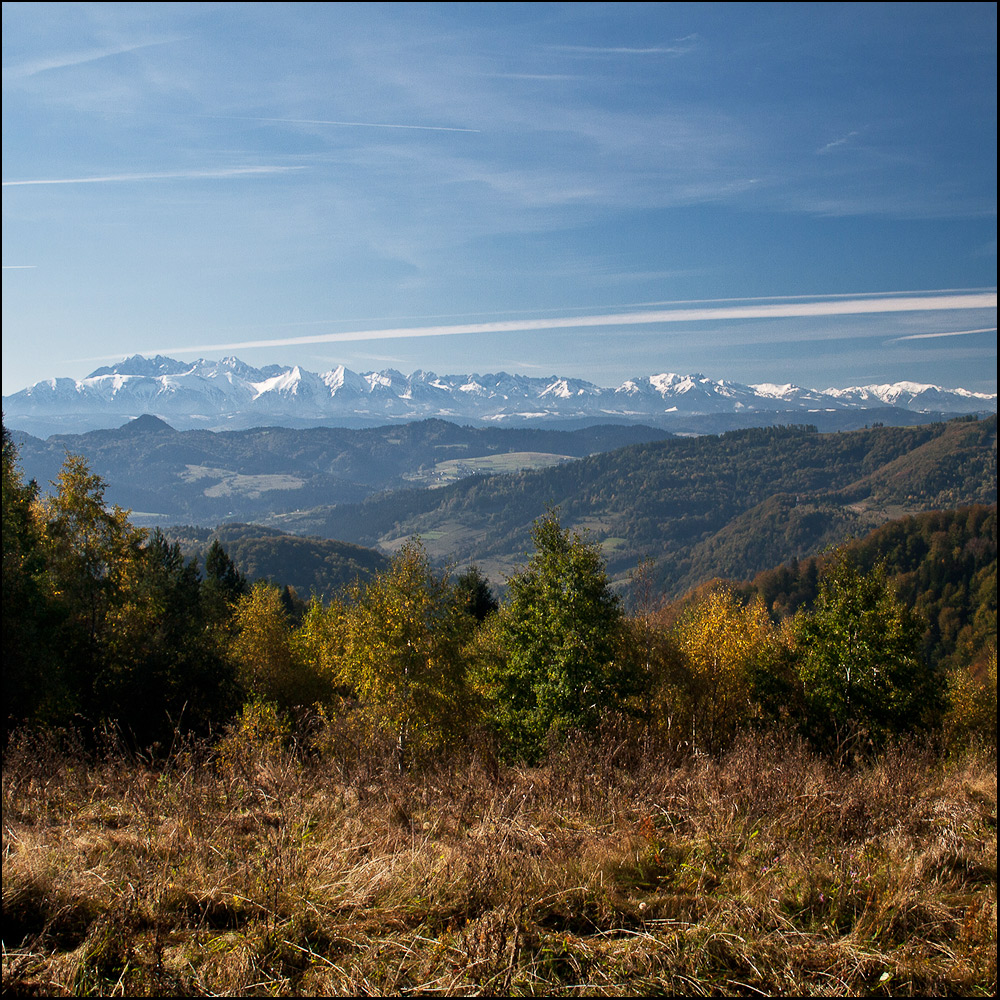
[262,416,997,594]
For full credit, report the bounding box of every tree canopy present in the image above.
[2,426,985,762]
[794,555,938,751]
[336,539,474,765]
[481,512,628,758]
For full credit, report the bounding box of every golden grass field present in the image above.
[2,726,996,997]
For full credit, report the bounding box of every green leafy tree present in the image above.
[336,539,473,767]
[793,555,940,752]
[482,512,628,759]
[37,455,148,724]
[105,530,238,742]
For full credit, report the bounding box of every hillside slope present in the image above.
[268,416,996,593]
[10,418,671,526]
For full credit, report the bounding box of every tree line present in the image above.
[3,428,995,759]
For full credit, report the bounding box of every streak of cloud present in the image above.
[3,38,183,80]
[483,73,585,81]
[198,114,480,133]
[2,166,303,187]
[148,292,997,356]
[551,39,698,56]
[890,327,998,342]
[818,130,861,154]
[190,288,998,332]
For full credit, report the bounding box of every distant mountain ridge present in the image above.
[9,417,673,528]
[4,354,995,435]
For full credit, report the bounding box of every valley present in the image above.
[260,416,999,594]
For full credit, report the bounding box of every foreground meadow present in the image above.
[2,729,995,997]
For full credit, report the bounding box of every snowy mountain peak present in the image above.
[88,354,193,378]
[4,355,995,434]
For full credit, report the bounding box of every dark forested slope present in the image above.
[10,418,673,525]
[166,523,389,601]
[272,416,997,593]
[744,504,997,672]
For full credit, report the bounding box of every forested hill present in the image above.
[165,523,389,602]
[9,417,672,525]
[270,416,997,593]
[742,504,996,673]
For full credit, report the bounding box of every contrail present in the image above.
[2,166,301,186]
[150,292,997,355]
[3,37,183,80]
[199,114,480,133]
[891,327,997,342]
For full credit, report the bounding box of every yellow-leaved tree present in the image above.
[672,587,777,751]
[36,454,149,728]
[229,581,330,711]
[336,539,474,767]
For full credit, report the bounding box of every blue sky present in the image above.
[2,2,996,396]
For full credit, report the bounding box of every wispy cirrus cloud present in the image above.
[554,45,693,55]
[2,166,303,187]
[146,292,997,356]
[2,37,183,81]
[550,35,699,57]
[483,73,585,81]
[818,130,861,154]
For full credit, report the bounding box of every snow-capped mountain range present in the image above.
[4,355,996,434]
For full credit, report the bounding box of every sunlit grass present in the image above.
[3,728,995,996]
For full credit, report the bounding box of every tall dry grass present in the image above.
[2,723,995,996]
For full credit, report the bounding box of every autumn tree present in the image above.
[293,596,346,690]
[35,455,148,724]
[671,587,781,751]
[229,581,329,711]
[943,646,997,749]
[619,559,689,730]
[40,456,143,622]
[336,539,473,766]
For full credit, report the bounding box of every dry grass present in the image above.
[2,726,995,996]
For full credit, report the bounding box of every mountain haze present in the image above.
[9,418,673,526]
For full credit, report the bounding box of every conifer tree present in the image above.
[2,425,54,732]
